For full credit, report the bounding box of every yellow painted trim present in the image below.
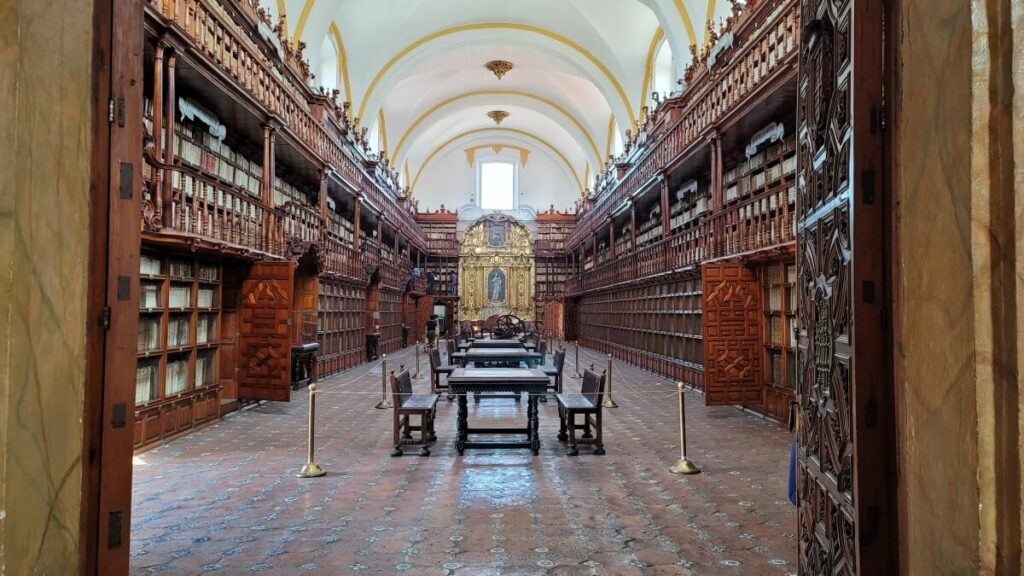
[292,0,316,50]
[464,144,531,167]
[392,89,601,165]
[705,0,718,45]
[672,0,699,47]
[604,114,616,159]
[358,22,635,126]
[639,28,665,114]
[275,0,287,26]
[403,161,411,187]
[328,22,353,106]
[583,165,590,195]
[377,109,389,154]
[411,128,583,195]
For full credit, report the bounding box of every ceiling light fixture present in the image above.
[485,60,514,80]
[487,110,510,125]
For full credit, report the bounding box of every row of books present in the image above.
[168,315,191,347]
[195,352,214,388]
[169,284,192,308]
[197,314,216,344]
[136,361,158,405]
[139,317,161,352]
[175,122,263,197]
[140,282,162,310]
[166,358,189,396]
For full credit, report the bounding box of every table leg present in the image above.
[456,391,468,456]
[529,393,540,455]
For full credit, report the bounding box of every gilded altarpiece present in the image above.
[459,216,535,320]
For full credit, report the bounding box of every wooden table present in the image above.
[447,368,550,455]
[465,348,543,368]
[465,339,525,349]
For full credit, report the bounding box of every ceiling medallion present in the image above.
[485,60,514,80]
[487,110,510,126]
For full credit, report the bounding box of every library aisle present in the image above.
[130,345,796,575]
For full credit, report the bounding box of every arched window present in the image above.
[652,39,674,101]
[479,161,516,210]
[611,122,624,157]
[319,35,339,94]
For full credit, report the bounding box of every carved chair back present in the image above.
[429,348,442,371]
[390,369,413,406]
[581,368,605,407]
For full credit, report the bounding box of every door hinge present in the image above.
[108,510,123,549]
[101,306,112,330]
[108,99,115,123]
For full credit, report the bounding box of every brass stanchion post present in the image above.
[297,384,325,478]
[573,340,582,378]
[602,354,618,408]
[669,382,701,475]
[374,354,391,409]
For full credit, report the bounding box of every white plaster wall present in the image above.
[414,145,580,216]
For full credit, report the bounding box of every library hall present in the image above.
[1,0,1021,574]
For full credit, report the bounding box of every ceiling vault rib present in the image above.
[328,22,353,107]
[412,127,583,195]
[392,89,602,166]
[639,28,665,117]
[671,0,698,46]
[357,22,636,127]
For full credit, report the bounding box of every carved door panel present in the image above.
[238,262,294,402]
[796,0,895,574]
[702,262,763,405]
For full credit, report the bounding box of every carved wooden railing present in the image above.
[567,0,799,249]
[566,225,708,295]
[280,200,323,246]
[705,182,795,259]
[148,0,426,250]
[322,234,364,282]
[144,150,286,255]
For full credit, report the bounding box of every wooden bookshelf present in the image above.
[317,278,366,377]
[579,275,704,388]
[135,252,223,451]
[759,260,796,421]
[378,289,404,355]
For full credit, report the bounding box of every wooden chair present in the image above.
[537,339,547,363]
[390,369,439,457]
[541,349,566,401]
[556,368,606,456]
[446,338,466,367]
[428,348,455,400]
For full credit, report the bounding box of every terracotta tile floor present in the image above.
[131,345,797,575]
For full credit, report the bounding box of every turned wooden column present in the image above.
[630,201,637,252]
[608,218,615,259]
[161,51,177,228]
[151,41,166,218]
[710,135,723,257]
[659,175,671,237]
[318,168,329,243]
[353,196,362,250]
[260,124,277,251]
[710,135,724,211]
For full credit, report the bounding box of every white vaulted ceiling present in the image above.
[273,0,736,212]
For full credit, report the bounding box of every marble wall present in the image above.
[0,0,96,575]
[895,0,1022,573]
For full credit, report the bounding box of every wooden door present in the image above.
[90,0,143,572]
[702,262,763,405]
[293,272,318,345]
[237,262,294,402]
[796,0,897,573]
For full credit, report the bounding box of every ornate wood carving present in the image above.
[702,262,763,405]
[237,262,295,402]
[796,0,895,573]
